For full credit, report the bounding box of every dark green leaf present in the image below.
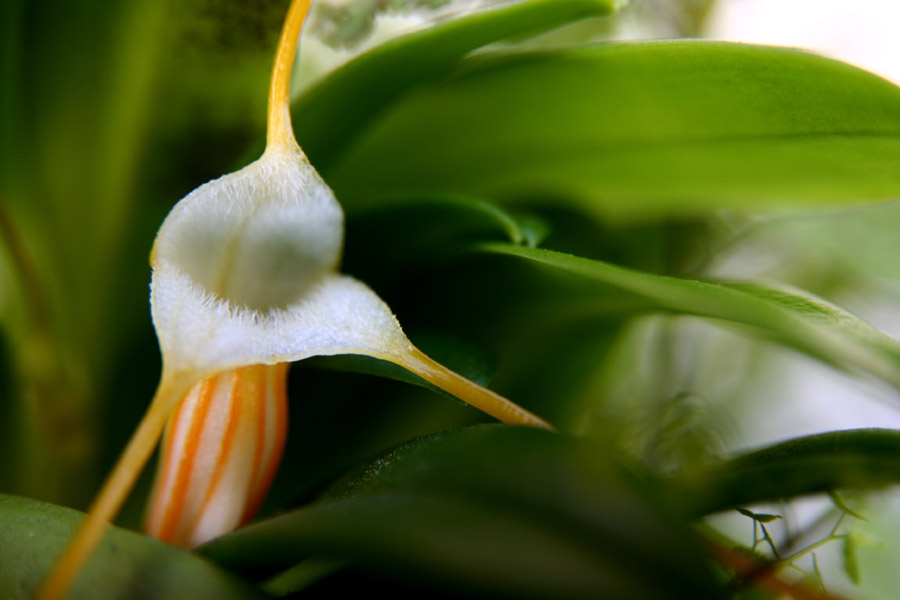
[0,327,16,491]
[753,514,780,524]
[202,426,722,600]
[295,0,622,170]
[676,429,900,517]
[479,244,900,388]
[344,194,541,270]
[735,508,781,524]
[0,495,266,600]
[325,41,900,219]
[258,557,346,596]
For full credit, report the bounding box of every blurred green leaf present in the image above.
[345,194,540,270]
[481,244,900,388]
[735,508,780,524]
[677,429,900,517]
[0,327,16,490]
[324,41,900,219]
[202,426,722,599]
[827,490,867,521]
[0,0,173,504]
[150,0,295,179]
[0,495,265,600]
[294,0,623,170]
[843,534,861,585]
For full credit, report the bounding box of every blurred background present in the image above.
[2,1,900,598]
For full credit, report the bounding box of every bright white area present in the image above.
[733,350,900,449]
[295,0,518,94]
[705,0,900,84]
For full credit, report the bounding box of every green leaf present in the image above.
[344,194,542,268]
[294,0,622,171]
[0,328,17,492]
[844,534,861,585]
[0,495,265,600]
[479,244,900,389]
[325,41,900,219]
[735,508,781,524]
[827,490,868,521]
[676,429,900,517]
[202,426,722,600]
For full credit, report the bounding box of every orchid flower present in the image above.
[39,1,550,598]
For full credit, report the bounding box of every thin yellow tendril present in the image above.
[35,377,189,600]
[391,347,555,430]
[267,0,312,152]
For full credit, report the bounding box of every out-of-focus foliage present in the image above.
[3,0,900,598]
[0,495,266,600]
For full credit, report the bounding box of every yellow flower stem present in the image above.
[391,347,556,431]
[36,377,190,600]
[267,0,312,152]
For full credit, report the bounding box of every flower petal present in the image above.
[146,364,289,548]
[151,146,343,313]
[150,144,415,382]
[152,267,413,380]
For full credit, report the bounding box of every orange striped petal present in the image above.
[145,363,288,548]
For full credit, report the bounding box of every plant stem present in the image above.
[267,0,312,151]
[706,539,848,600]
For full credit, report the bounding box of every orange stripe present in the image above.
[243,363,288,522]
[162,391,188,467]
[157,374,219,542]
[242,366,268,523]
[148,387,192,534]
[192,369,246,533]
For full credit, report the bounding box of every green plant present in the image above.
[3,0,900,598]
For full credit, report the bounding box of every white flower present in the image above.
[144,136,549,549]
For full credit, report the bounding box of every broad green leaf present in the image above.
[294,0,623,171]
[676,429,900,517]
[202,426,722,600]
[0,495,265,600]
[324,41,900,219]
[480,244,900,389]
